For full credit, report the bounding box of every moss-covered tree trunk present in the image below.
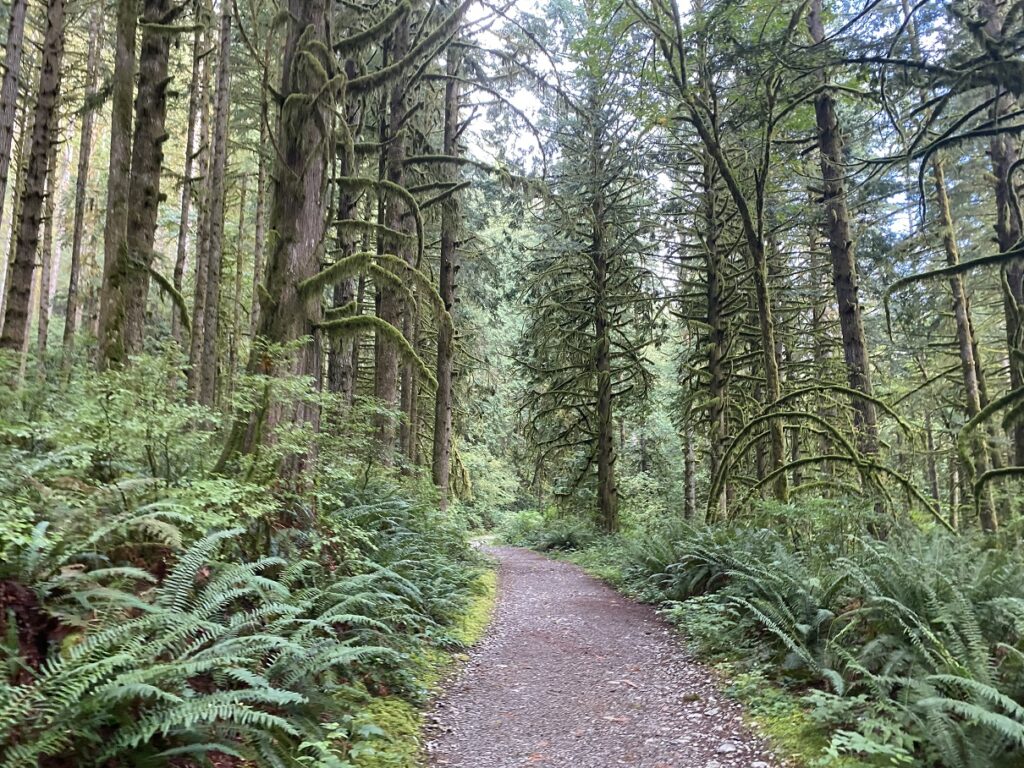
[171,4,205,345]
[250,107,268,335]
[932,159,998,530]
[115,0,177,361]
[35,141,60,367]
[0,0,65,354]
[808,0,879,458]
[97,0,138,368]
[431,46,460,509]
[979,0,1024,469]
[0,0,28,241]
[62,7,103,368]
[196,5,232,406]
[327,60,361,405]
[220,0,332,478]
[374,12,411,461]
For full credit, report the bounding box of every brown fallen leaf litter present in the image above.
[425,546,783,768]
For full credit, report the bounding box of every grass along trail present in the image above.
[425,546,779,768]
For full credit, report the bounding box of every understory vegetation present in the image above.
[0,354,491,768]
[500,506,1024,768]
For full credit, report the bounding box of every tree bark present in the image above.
[196,4,232,406]
[684,425,697,519]
[171,2,205,345]
[1,97,30,334]
[35,140,60,367]
[62,8,103,368]
[0,0,65,354]
[431,46,461,509]
[219,0,332,481]
[250,101,267,335]
[374,15,411,460]
[701,153,729,520]
[97,0,138,367]
[979,0,1024,468]
[188,52,214,396]
[0,0,28,239]
[592,174,617,532]
[327,60,360,405]
[228,175,245,395]
[932,159,998,529]
[808,0,879,457]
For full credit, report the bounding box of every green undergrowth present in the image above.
[351,569,498,768]
[0,350,500,767]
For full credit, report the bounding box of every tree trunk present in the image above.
[35,140,59,368]
[171,3,205,345]
[187,58,214,396]
[110,0,178,361]
[932,158,998,530]
[62,8,103,369]
[0,0,28,239]
[0,0,65,354]
[250,101,267,334]
[431,46,460,509]
[228,176,245,395]
[97,0,138,367]
[684,425,697,519]
[979,0,1024,468]
[218,0,332,482]
[702,153,729,521]
[327,61,360,405]
[593,189,618,532]
[196,4,232,406]
[374,16,410,460]
[808,0,879,457]
[1,98,30,334]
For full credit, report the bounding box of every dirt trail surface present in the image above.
[425,546,781,768]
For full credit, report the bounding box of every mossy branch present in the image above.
[332,219,416,243]
[707,411,861,519]
[299,251,374,296]
[318,315,436,390]
[297,251,451,332]
[770,384,912,435]
[334,2,410,56]
[347,0,474,95]
[335,176,424,262]
[883,241,1024,336]
[149,265,190,333]
[324,301,359,319]
[417,181,471,211]
[742,456,954,533]
[957,385,1024,480]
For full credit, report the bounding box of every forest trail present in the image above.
[426,547,780,768]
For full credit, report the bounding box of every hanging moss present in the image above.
[319,315,437,390]
[334,1,411,57]
[147,265,190,333]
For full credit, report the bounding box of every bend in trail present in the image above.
[426,546,780,768]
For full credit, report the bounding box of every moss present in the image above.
[351,568,498,767]
[451,569,498,647]
[351,696,422,768]
[721,665,870,768]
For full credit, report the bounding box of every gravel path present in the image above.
[425,546,781,768]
